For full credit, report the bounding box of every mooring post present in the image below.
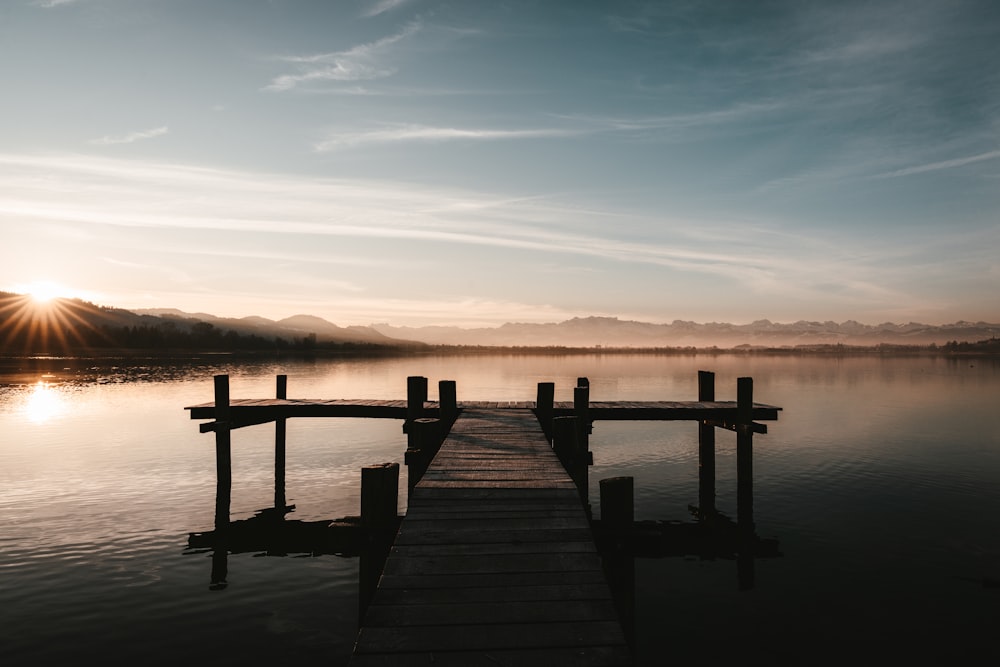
[736,377,754,533]
[698,370,717,520]
[274,374,288,513]
[554,414,589,512]
[213,374,232,533]
[600,476,634,534]
[535,381,555,442]
[405,375,428,448]
[438,380,457,431]
[736,376,756,590]
[405,417,440,498]
[359,462,400,623]
[574,383,593,514]
[599,475,636,649]
[551,415,577,470]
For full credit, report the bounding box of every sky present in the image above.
[1,0,999,328]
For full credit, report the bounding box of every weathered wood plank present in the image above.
[363,599,619,626]
[354,621,627,653]
[349,645,632,667]
[372,582,613,605]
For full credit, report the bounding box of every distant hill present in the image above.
[372,316,1000,348]
[3,291,997,353]
[0,293,418,353]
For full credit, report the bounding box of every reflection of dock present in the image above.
[186,372,781,663]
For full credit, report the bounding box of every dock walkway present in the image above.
[349,408,631,666]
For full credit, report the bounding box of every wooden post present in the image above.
[551,415,577,469]
[405,417,440,498]
[213,374,231,533]
[438,380,457,431]
[600,476,634,532]
[573,384,592,514]
[211,374,231,590]
[406,375,428,421]
[274,374,287,513]
[535,382,555,442]
[599,476,635,650]
[359,462,400,623]
[577,376,589,388]
[736,377,754,534]
[405,375,428,450]
[698,370,716,520]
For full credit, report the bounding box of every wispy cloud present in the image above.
[1,152,993,324]
[89,126,169,146]
[264,22,420,92]
[875,150,1000,179]
[33,0,78,7]
[362,0,410,18]
[315,124,581,150]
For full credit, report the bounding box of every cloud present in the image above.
[362,0,410,18]
[33,0,78,7]
[89,126,169,146]
[264,22,419,92]
[875,150,1000,179]
[315,124,581,150]
[1,152,991,324]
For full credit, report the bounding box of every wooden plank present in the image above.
[363,599,619,626]
[381,552,603,576]
[372,583,613,605]
[354,621,627,653]
[349,645,631,667]
[376,569,610,590]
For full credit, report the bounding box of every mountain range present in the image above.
[2,291,998,350]
[372,317,1000,347]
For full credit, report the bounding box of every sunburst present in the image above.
[1,285,113,353]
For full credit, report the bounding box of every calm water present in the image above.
[1,354,998,665]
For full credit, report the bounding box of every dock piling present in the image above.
[213,374,232,533]
[359,462,400,623]
[274,374,287,513]
[438,380,457,429]
[698,370,716,519]
[535,381,555,441]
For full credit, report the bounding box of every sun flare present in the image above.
[18,281,68,304]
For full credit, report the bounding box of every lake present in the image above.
[1,353,998,665]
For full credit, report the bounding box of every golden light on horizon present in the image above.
[11,281,75,304]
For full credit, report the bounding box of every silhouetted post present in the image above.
[600,476,633,534]
[736,377,754,532]
[438,380,457,431]
[359,462,399,623]
[536,382,555,442]
[736,376,756,590]
[551,415,578,470]
[600,476,635,649]
[405,417,440,498]
[577,376,589,388]
[211,374,232,590]
[405,376,428,449]
[573,384,593,513]
[698,370,716,520]
[213,374,232,533]
[406,375,428,421]
[274,374,287,513]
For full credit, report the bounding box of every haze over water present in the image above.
[2,353,997,665]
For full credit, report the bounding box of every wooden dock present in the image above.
[350,408,630,665]
[186,372,781,665]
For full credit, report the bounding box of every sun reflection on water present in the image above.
[23,380,67,424]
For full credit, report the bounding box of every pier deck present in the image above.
[186,398,781,429]
[349,408,631,666]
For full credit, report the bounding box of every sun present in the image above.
[12,281,73,304]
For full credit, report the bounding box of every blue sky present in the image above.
[1,0,998,326]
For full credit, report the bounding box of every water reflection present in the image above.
[23,380,66,424]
